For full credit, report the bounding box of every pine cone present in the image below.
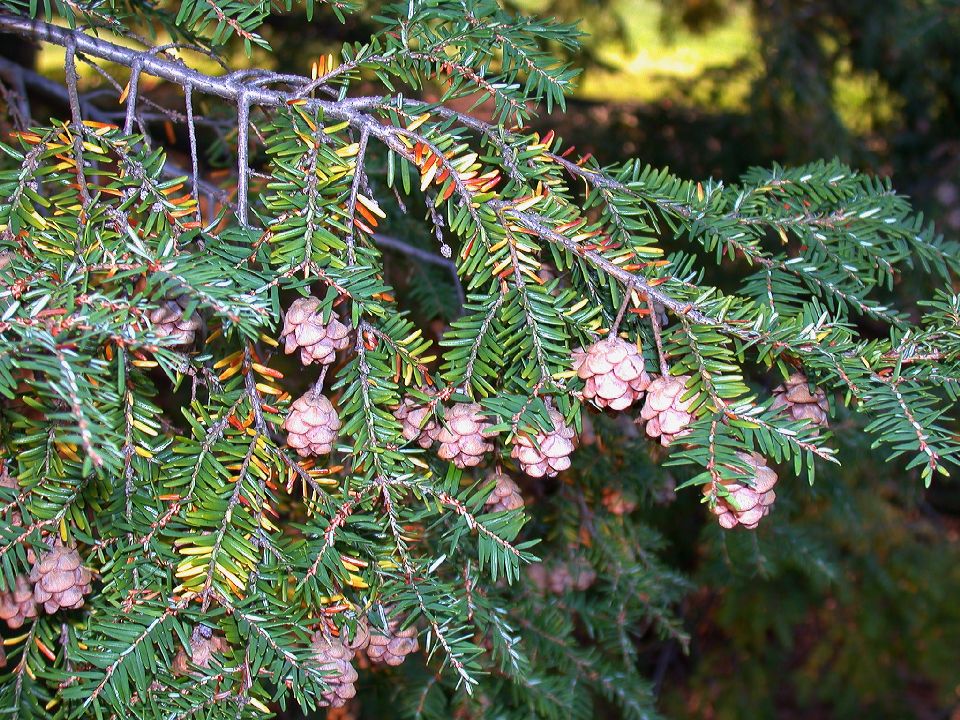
[601,488,637,516]
[283,391,341,457]
[483,472,524,513]
[703,452,778,530]
[436,403,495,468]
[639,375,695,446]
[393,395,439,449]
[312,633,359,708]
[173,625,230,674]
[366,617,419,666]
[772,373,829,428]
[0,575,37,629]
[30,544,92,613]
[280,297,351,366]
[342,618,371,652]
[510,408,576,478]
[572,338,651,411]
[148,298,201,346]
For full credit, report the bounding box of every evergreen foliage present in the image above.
[0,1,957,718]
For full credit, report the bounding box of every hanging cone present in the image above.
[148,297,202,346]
[771,372,829,428]
[366,616,419,666]
[435,403,495,468]
[393,395,439,449]
[510,408,576,478]
[0,575,37,629]
[280,297,352,366]
[312,633,359,708]
[484,472,524,513]
[639,374,696,446]
[572,338,651,411]
[29,544,92,614]
[703,451,778,530]
[341,618,371,652]
[284,391,341,457]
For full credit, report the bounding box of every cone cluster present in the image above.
[281,297,352,366]
[394,395,439,449]
[366,617,419,666]
[148,298,202,346]
[772,373,829,427]
[436,403,495,468]
[572,338,651,410]
[640,375,695,445]
[704,452,778,530]
[312,633,359,708]
[29,544,92,614]
[484,472,524,513]
[510,408,576,478]
[284,391,341,457]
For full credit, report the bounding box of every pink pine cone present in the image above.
[704,452,778,530]
[510,408,576,478]
[283,391,341,457]
[640,374,696,446]
[572,338,651,411]
[484,472,524,513]
[280,297,351,366]
[435,403,495,468]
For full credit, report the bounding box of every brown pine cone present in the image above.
[772,373,829,428]
[30,544,92,613]
[510,408,576,478]
[283,391,341,457]
[483,472,524,513]
[312,633,359,708]
[280,297,351,366]
[393,395,439,449]
[366,617,419,666]
[172,625,230,674]
[436,403,495,468]
[0,575,37,629]
[601,488,637,516]
[148,298,201,346]
[639,375,696,446]
[572,338,651,411]
[703,452,778,530]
